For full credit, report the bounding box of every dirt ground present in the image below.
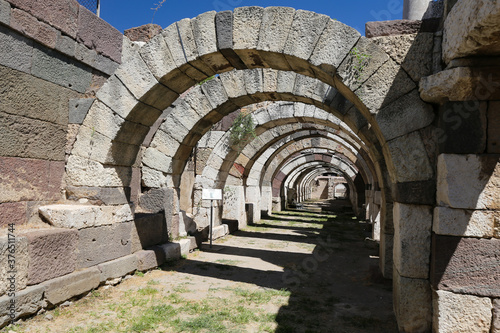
[4,199,398,333]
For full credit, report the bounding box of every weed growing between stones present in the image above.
[229,111,257,153]
[350,47,371,83]
[350,47,372,101]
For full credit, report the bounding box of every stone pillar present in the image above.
[403,0,430,20]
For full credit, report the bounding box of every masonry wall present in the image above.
[0,1,183,327]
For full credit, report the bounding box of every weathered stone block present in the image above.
[32,44,92,93]
[75,43,96,67]
[493,299,500,333]
[393,203,432,279]
[437,101,487,154]
[356,59,416,113]
[135,248,165,271]
[309,19,360,82]
[387,131,434,183]
[1,64,79,125]
[0,157,64,203]
[437,154,500,209]
[371,32,433,82]
[158,242,181,261]
[94,53,119,76]
[65,155,132,188]
[77,6,122,63]
[42,267,100,306]
[116,38,170,109]
[10,8,59,49]
[97,254,137,283]
[431,235,500,297]
[283,10,329,76]
[131,213,168,253]
[376,90,434,141]
[0,0,10,25]
[0,202,26,227]
[8,0,79,38]
[142,148,172,174]
[174,239,190,257]
[433,290,492,333]
[0,235,28,296]
[65,186,130,205]
[0,111,67,161]
[393,271,432,333]
[337,37,390,92]
[22,228,77,285]
[211,224,229,240]
[124,24,162,43]
[442,0,500,63]
[365,20,422,38]
[392,180,436,205]
[69,98,93,124]
[55,34,76,57]
[77,222,132,268]
[0,285,44,328]
[420,67,500,104]
[0,26,33,73]
[142,166,167,188]
[231,6,265,69]
[39,204,133,229]
[433,207,497,238]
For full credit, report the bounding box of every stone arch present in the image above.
[65,7,437,330]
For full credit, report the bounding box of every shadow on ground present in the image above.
[161,199,397,332]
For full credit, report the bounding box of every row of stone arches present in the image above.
[63,7,442,331]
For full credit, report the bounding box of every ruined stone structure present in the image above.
[0,0,499,331]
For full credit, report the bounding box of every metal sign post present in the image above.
[202,189,222,248]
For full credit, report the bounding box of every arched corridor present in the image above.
[1,1,499,331]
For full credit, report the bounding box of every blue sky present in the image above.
[99,0,406,36]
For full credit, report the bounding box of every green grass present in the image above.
[214,259,242,266]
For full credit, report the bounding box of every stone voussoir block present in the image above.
[97,254,137,283]
[22,228,78,285]
[42,267,100,306]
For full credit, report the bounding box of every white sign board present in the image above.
[202,189,222,200]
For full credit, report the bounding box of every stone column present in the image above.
[403,0,430,20]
